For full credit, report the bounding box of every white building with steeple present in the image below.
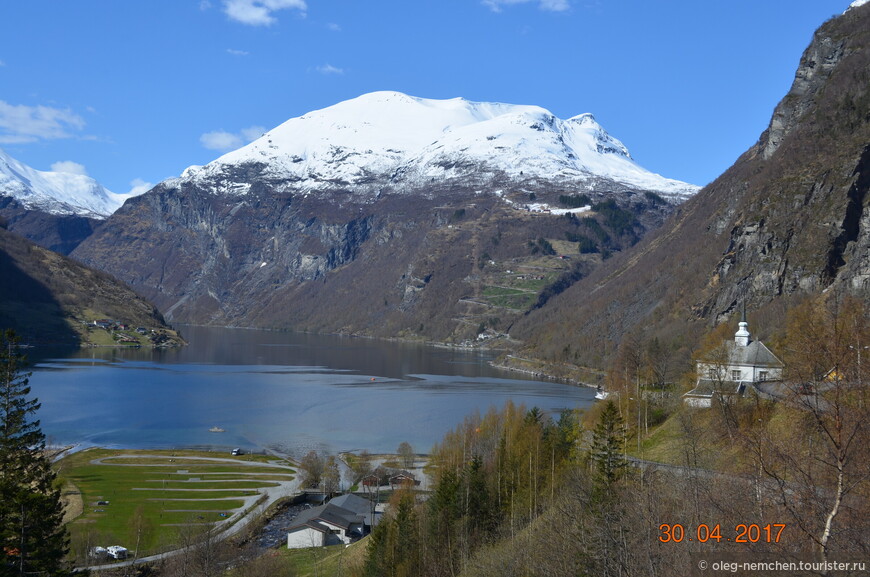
[684,318,784,408]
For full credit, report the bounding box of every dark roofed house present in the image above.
[287,494,378,549]
[329,493,378,527]
[685,318,784,408]
[361,473,380,488]
[389,471,418,489]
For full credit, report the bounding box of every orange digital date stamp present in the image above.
[658,523,786,544]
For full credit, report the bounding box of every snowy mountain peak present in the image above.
[0,148,130,218]
[180,91,698,200]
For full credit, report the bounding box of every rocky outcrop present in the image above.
[761,33,847,160]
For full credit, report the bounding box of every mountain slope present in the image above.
[72,93,696,340]
[0,195,100,255]
[511,2,870,370]
[0,226,174,345]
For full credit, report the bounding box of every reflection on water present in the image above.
[28,326,595,456]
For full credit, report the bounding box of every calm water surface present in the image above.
[29,326,595,456]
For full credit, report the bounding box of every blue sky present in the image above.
[0,0,852,195]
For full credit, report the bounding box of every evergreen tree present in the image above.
[590,400,627,488]
[0,330,69,576]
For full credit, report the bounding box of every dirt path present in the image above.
[61,480,83,523]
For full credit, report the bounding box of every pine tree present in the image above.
[590,400,627,488]
[0,329,69,576]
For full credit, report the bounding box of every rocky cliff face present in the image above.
[72,173,675,340]
[702,4,870,319]
[512,2,870,367]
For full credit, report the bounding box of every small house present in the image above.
[361,474,381,488]
[287,494,378,549]
[389,472,418,489]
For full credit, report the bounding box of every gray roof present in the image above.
[685,379,744,398]
[329,493,378,527]
[287,502,365,534]
[701,340,784,369]
[330,494,371,514]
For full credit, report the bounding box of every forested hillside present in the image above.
[354,297,870,577]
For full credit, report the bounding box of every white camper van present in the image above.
[106,546,128,560]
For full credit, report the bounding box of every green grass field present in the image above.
[57,448,296,561]
[277,541,368,577]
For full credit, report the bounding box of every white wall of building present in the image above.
[287,527,325,549]
[698,362,781,383]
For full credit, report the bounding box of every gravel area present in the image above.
[255,502,313,550]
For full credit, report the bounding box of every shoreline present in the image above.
[491,354,605,389]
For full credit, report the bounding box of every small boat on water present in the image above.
[209,426,226,433]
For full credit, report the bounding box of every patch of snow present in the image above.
[551,205,592,216]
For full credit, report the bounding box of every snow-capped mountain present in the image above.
[73,91,702,337]
[0,148,129,218]
[178,91,698,201]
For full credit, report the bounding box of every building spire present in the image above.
[735,302,751,346]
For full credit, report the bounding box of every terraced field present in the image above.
[58,448,297,560]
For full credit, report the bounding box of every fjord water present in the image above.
[29,326,594,457]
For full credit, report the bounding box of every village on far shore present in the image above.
[79,317,183,348]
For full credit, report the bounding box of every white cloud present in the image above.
[240,125,266,141]
[128,178,153,196]
[50,160,89,176]
[316,63,344,75]
[483,0,570,12]
[0,101,86,144]
[200,125,265,152]
[326,22,341,32]
[0,59,5,67]
[540,0,570,9]
[200,130,242,151]
[227,48,250,56]
[223,0,306,26]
